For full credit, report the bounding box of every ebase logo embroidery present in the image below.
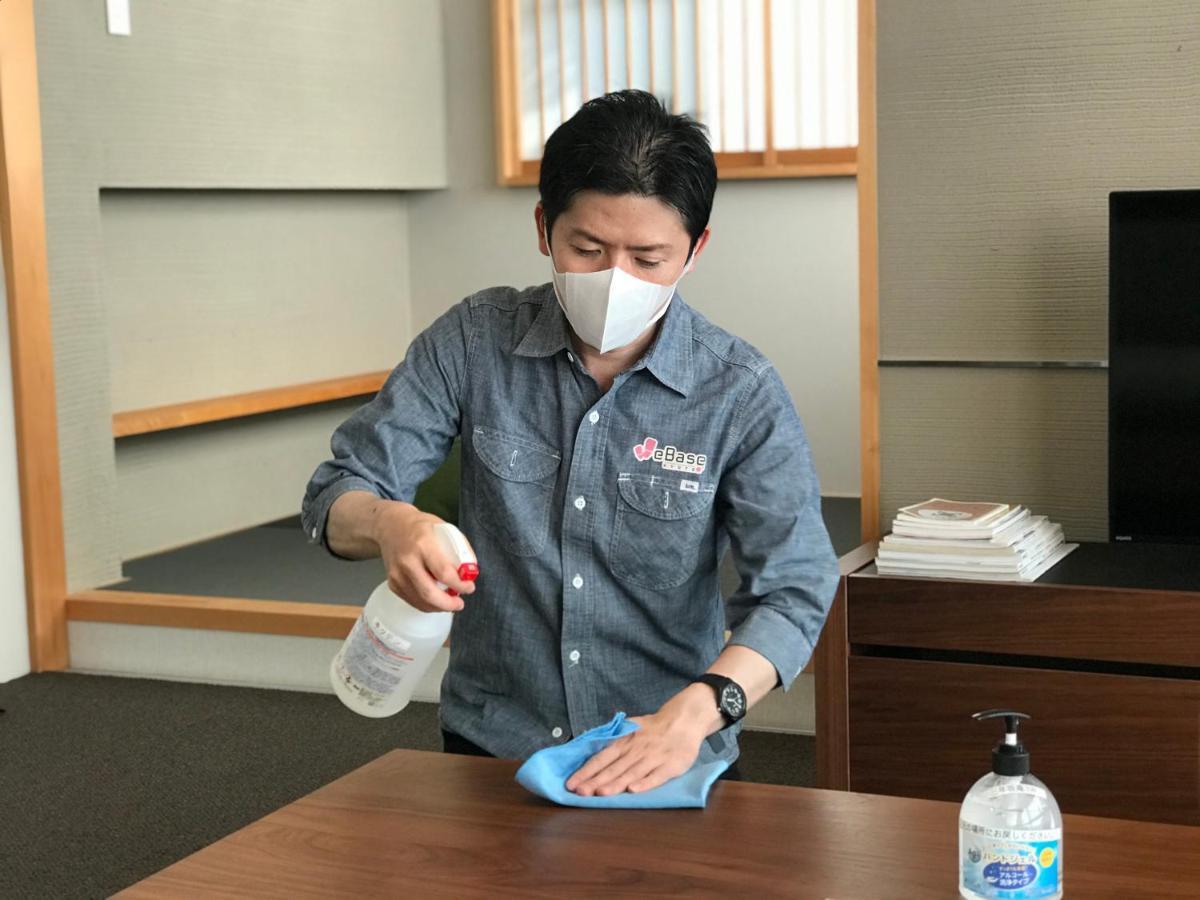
[632,436,707,474]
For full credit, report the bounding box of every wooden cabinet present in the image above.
[816,543,1200,825]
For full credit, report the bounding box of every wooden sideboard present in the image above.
[815,542,1200,825]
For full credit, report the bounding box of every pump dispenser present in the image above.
[330,523,478,718]
[959,710,1062,900]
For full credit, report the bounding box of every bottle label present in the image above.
[961,821,1061,899]
[983,782,1047,802]
[332,614,417,708]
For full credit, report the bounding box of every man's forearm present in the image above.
[665,644,780,737]
[326,491,416,560]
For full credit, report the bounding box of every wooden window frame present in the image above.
[492,0,858,186]
[4,0,878,680]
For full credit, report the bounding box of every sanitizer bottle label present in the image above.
[960,822,1061,899]
[332,615,416,709]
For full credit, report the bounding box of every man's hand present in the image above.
[328,492,476,612]
[565,683,722,796]
[374,502,477,612]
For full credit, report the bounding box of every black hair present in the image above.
[538,90,717,252]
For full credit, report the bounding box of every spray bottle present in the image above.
[330,522,478,718]
[960,710,1063,900]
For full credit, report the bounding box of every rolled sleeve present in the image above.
[300,473,380,553]
[718,366,839,690]
[300,300,474,553]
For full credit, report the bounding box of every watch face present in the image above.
[720,683,746,719]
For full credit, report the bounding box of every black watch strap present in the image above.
[693,673,747,726]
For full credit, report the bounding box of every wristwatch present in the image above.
[693,674,747,727]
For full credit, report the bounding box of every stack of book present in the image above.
[875,498,1077,582]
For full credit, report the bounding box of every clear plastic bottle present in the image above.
[960,710,1063,900]
[330,523,478,718]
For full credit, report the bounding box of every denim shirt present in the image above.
[302,283,839,763]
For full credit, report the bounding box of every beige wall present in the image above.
[408,0,861,498]
[876,0,1200,539]
[54,1,447,190]
[100,191,410,560]
[35,1,445,583]
[101,191,410,411]
[114,400,367,561]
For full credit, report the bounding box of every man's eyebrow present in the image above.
[568,227,670,253]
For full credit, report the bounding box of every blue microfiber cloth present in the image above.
[515,712,730,808]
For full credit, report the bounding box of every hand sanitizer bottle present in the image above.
[330,523,478,718]
[960,710,1062,899]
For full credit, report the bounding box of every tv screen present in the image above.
[1109,189,1200,543]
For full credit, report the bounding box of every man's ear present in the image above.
[535,204,551,257]
[687,227,712,271]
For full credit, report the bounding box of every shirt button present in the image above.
[572,574,583,590]
[569,649,581,663]
[588,411,600,424]
[574,496,586,510]
[567,352,575,363]
[552,727,564,739]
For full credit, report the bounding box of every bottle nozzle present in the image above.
[432,523,479,599]
[972,709,1032,775]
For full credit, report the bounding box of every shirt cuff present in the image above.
[726,605,814,692]
[300,473,380,555]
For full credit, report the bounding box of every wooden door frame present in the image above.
[0,0,69,671]
[3,0,880,673]
[857,0,880,543]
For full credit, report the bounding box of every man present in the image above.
[302,90,838,796]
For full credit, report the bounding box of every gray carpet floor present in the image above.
[0,672,815,899]
[101,497,862,602]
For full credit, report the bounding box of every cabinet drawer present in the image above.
[848,656,1200,825]
[847,574,1200,667]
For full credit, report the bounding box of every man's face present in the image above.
[536,190,709,286]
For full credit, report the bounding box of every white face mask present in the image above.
[548,237,693,354]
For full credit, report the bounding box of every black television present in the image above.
[1109,189,1200,544]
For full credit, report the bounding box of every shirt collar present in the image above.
[641,295,694,397]
[514,283,694,397]
[513,283,572,358]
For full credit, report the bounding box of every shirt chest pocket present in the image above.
[470,426,561,557]
[610,473,716,590]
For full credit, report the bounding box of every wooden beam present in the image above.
[671,0,680,113]
[624,0,634,88]
[535,0,546,147]
[715,147,857,180]
[762,0,777,166]
[492,0,523,185]
[0,0,69,671]
[557,0,567,123]
[67,591,361,640]
[856,0,880,542]
[501,148,856,186]
[112,371,389,438]
[715,162,857,180]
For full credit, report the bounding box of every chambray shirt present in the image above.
[302,283,839,764]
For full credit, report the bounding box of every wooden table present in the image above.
[117,749,1200,898]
